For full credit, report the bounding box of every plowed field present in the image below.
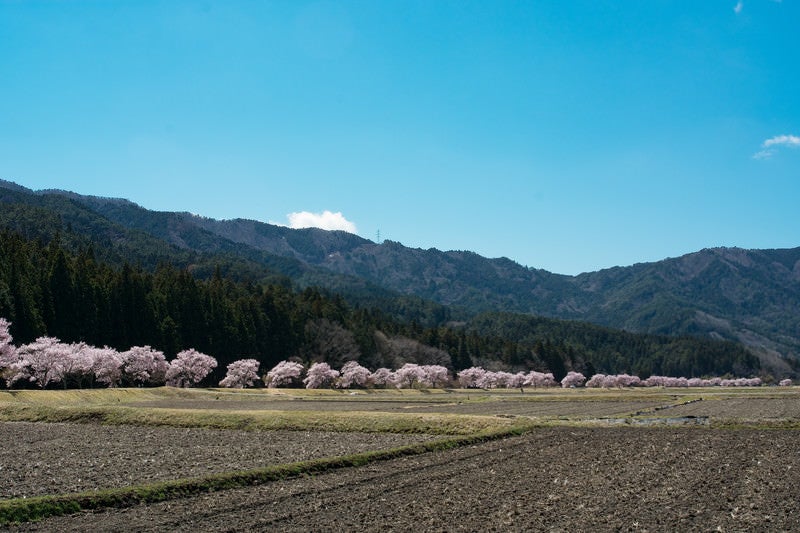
[0,422,435,499]
[13,427,800,532]
[3,387,799,532]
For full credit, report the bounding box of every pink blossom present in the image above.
[219,359,261,388]
[778,379,792,387]
[120,346,168,386]
[0,318,16,370]
[303,362,340,389]
[586,373,642,388]
[476,370,499,389]
[523,371,557,388]
[86,346,124,387]
[720,377,762,387]
[165,349,218,388]
[422,365,451,388]
[561,371,586,388]
[394,363,427,388]
[336,361,372,389]
[59,342,96,387]
[457,367,487,388]
[506,372,527,389]
[369,367,396,388]
[9,337,68,388]
[265,360,305,388]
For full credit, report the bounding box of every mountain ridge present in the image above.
[2,179,797,376]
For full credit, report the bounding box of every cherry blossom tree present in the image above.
[422,365,451,388]
[779,379,792,387]
[721,377,762,387]
[0,318,16,370]
[476,370,499,389]
[494,371,527,389]
[643,375,681,387]
[457,367,487,388]
[303,362,340,389]
[336,361,372,389]
[524,371,557,388]
[119,346,168,386]
[561,371,586,388]
[8,337,68,388]
[369,367,396,388]
[615,373,641,387]
[58,342,96,388]
[165,349,218,388]
[86,346,124,387]
[265,360,305,388]
[394,363,428,388]
[505,371,527,390]
[586,374,620,388]
[219,359,261,388]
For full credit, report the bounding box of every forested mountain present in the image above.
[0,229,759,383]
[0,180,793,378]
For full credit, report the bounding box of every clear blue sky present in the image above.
[2,1,798,275]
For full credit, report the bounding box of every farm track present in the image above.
[11,427,800,532]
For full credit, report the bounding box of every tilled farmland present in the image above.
[2,387,799,532]
[0,421,437,499]
[11,426,800,532]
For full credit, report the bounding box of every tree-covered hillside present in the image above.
[0,228,763,382]
[0,181,781,379]
[22,180,793,373]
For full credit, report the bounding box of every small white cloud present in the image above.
[762,134,800,148]
[734,0,743,13]
[278,210,358,233]
[753,134,800,159]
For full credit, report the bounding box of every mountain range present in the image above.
[1,179,798,377]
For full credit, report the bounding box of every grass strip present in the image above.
[0,423,534,526]
[0,403,515,434]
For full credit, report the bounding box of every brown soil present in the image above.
[13,427,800,532]
[0,422,435,499]
[660,397,800,420]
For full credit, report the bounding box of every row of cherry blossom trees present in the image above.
[261,361,452,390]
[1,318,791,390]
[551,371,768,389]
[245,361,787,390]
[0,318,217,389]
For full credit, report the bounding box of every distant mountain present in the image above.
[2,179,798,376]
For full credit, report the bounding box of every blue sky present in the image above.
[1,1,798,275]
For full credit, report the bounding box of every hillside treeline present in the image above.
[0,230,760,382]
[468,313,760,379]
[0,230,511,381]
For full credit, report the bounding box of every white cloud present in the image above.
[734,1,743,14]
[278,210,358,233]
[753,149,775,160]
[763,134,800,148]
[753,134,800,159]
